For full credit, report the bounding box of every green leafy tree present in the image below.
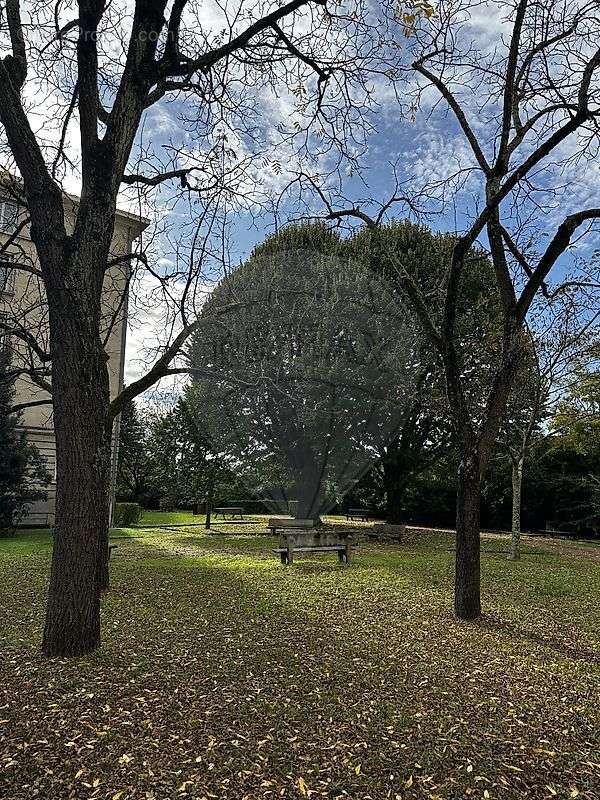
[189,223,416,521]
[347,221,504,524]
[521,437,600,536]
[116,396,153,505]
[497,306,598,556]
[146,399,235,514]
[554,359,600,457]
[545,357,600,533]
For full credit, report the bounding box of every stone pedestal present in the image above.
[279,528,354,548]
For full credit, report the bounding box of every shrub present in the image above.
[113,502,142,527]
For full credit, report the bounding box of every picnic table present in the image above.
[213,506,244,520]
[345,508,373,522]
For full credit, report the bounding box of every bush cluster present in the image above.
[114,502,142,527]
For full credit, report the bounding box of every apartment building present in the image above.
[0,191,148,525]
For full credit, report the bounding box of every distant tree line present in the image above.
[118,222,599,539]
[119,376,600,538]
[116,397,247,513]
[348,392,600,537]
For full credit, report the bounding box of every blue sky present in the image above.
[8,0,588,386]
[2,0,598,402]
[125,70,600,386]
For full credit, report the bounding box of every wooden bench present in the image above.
[267,517,314,535]
[213,507,244,520]
[345,508,373,522]
[21,511,52,527]
[273,544,352,565]
[272,528,354,565]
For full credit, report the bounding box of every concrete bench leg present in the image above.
[287,547,294,565]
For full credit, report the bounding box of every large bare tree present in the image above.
[0,0,388,656]
[301,0,600,618]
[403,0,600,618]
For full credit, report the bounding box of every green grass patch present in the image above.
[1,523,599,799]
[137,508,200,526]
[0,528,53,555]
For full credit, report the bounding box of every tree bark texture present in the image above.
[41,245,113,657]
[383,452,409,524]
[509,456,524,561]
[454,448,482,620]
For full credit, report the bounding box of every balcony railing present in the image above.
[0,200,18,234]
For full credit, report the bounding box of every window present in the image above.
[42,453,57,484]
[0,199,18,233]
[0,313,9,359]
[0,254,14,295]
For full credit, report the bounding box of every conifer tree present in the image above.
[0,352,50,535]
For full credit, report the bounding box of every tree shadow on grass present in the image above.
[476,614,600,665]
[163,535,461,605]
[175,533,276,554]
[107,551,384,673]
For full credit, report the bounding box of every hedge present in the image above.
[113,502,142,527]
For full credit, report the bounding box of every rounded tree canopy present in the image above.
[188,223,418,519]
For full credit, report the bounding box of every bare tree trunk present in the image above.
[42,397,111,655]
[383,457,408,524]
[455,448,482,620]
[509,456,524,561]
[295,469,324,523]
[205,481,213,530]
[42,276,112,657]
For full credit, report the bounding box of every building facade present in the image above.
[0,192,148,525]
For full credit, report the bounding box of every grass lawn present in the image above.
[1,524,599,799]
[137,509,200,527]
[133,510,381,529]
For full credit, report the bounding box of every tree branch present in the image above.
[108,300,245,419]
[497,0,528,171]
[412,57,491,176]
[10,398,53,414]
[4,0,27,88]
[517,208,600,319]
[154,0,326,83]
